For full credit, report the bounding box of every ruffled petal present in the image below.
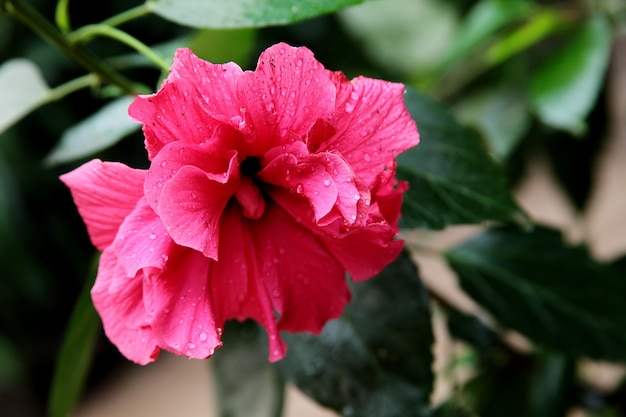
[143,247,222,359]
[129,78,224,160]
[144,142,239,259]
[237,43,336,152]
[209,206,286,362]
[324,75,419,187]
[91,248,160,364]
[112,197,175,277]
[168,48,245,130]
[319,223,404,281]
[60,159,146,250]
[255,204,350,335]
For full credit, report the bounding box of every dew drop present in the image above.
[323,179,331,187]
[353,194,360,200]
[295,184,303,193]
[199,332,208,342]
[216,327,223,336]
[187,342,196,350]
[149,233,157,240]
[363,153,372,162]
[160,161,167,168]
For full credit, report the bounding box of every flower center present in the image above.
[235,156,266,220]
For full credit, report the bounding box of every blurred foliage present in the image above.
[1,0,625,416]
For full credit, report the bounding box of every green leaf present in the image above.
[146,0,365,29]
[187,28,256,66]
[212,321,285,417]
[45,96,139,166]
[397,88,523,229]
[280,251,434,417]
[47,256,100,417]
[0,59,50,135]
[530,15,612,135]
[446,226,626,361]
[453,81,530,161]
[436,0,531,72]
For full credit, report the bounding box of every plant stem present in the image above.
[54,0,70,33]
[101,4,150,28]
[69,24,170,72]
[3,0,143,94]
[44,74,95,103]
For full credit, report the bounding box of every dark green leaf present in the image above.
[398,88,523,229]
[147,0,365,29]
[187,28,256,66]
[45,96,139,166]
[530,15,611,135]
[212,321,285,417]
[47,256,100,417]
[280,251,434,417]
[527,352,574,417]
[446,226,626,360]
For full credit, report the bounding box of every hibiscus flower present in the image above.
[61,43,419,364]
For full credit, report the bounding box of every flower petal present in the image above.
[320,224,404,281]
[209,206,286,362]
[60,159,146,250]
[91,248,160,365]
[325,75,419,187]
[143,247,222,359]
[237,43,336,151]
[255,204,350,335]
[112,197,175,277]
[168,48,245,130]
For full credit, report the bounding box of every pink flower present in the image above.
[61,43,419,364]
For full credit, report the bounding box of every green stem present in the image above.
[101,4,150,28]
[54,0,71,33]
[3,0,142,94]
[44,74,95,103]
[69,24,170,72]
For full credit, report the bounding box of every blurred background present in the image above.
[1,0,625,416]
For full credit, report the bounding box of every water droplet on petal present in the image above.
[160,161,167,168]
[187,342,196,350]
[363,153,372,162]
[323,179,331,187]
[296,184,303,193]
[149,233,157,240]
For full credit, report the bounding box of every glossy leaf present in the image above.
[454,80,530,161]
[446,226,626,361]
[530,15,611,135]
[280,251,434,417]
[147,0,364,29]
[436,0,531,71]
[45,96,139,166]
[47,257,99,417]
[397,88,523,229]
[212,321,285,417]
[0,59,50,135]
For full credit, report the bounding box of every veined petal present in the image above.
[320,223,404,281]
[60,159,145,250]
[143,247,222,359]
[159,164,237,260]
[209,206,286,362]
[237,43,336,151]
[129,79,223,160]
[112,197,174,277]
[168,48,245,131]
[255,204,350,335]
[92,248,159,365]
[144,142,239,259]
[325,75,419,187]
